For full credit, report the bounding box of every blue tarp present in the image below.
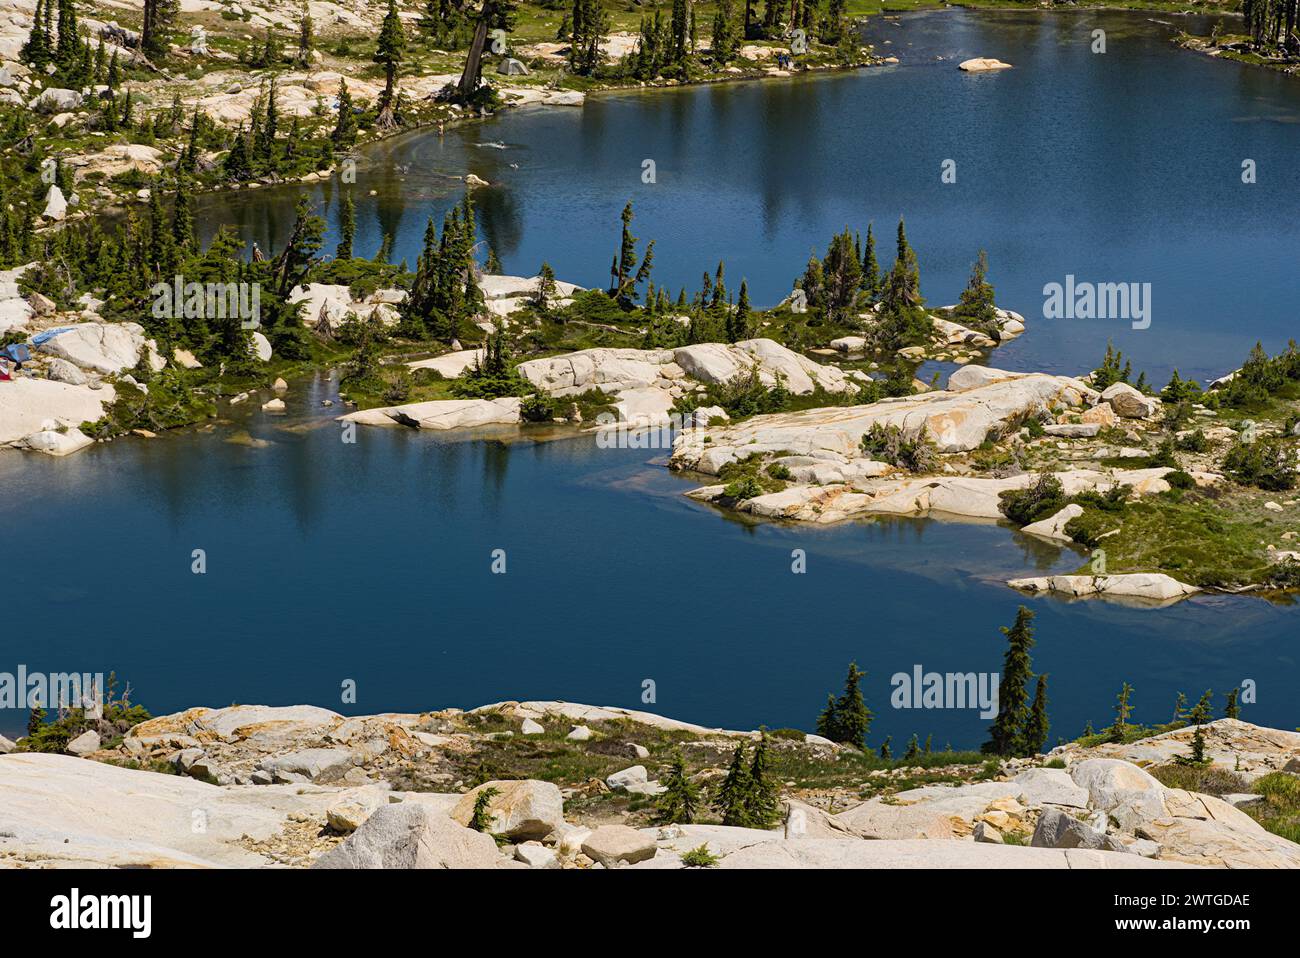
[3,343,30,363]
[28,327,74,346]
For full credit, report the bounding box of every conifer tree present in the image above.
[336,191,355,260]
[860,221,881,302]
[654,748,700,824]
[716,742,753,827]
[1107,682,1135,743]
[816,661,872,750]
[142,0,178,61]
[1172,691,1189,723]
[534,261,556,310]
[332,79,358,149]
[296,3,314,67]
[953,249,998,337]
[569,0,607,75]
[983,606,1036,756]
[22,0,52,68]
[879,736,892,760]
[744,730,781,828]
[1179,690,1214,765]
[106,49,120,89]
[224,126,252,182]
[727,279,751,343]
[1223,687,1241,719]
[1022,673,1050,755]
[375,0,406,129]
[903,734,920,761]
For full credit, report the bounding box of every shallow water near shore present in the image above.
[5,10,1298,743]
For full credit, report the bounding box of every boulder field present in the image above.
[1,703,1295,870]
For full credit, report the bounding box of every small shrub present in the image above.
[1223,436,1297,491]
[680,844,720,868]
[999,473,1066,526]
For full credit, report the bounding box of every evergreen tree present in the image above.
[983,606,1036,756]
[272,195,325,297]
[1107,682,1135,743]
[1172,691,1189,723]
[142,0,178,61]
[534,261,556,310]
[375,0,406,129]
[878,736,892,760]
[22,0,53,68]
[224,125,252,182]
[816,661,872,749]
[296,2,314,67]
[903,734,920,761]
[1179,690,1214,765]
[1022,673,1050,755]
[336,191,356,260]
[744,730,781,827]
[332,79,358,149]
[469,786,499,831]
[569,0,607,75]
[953,249,998,337]
[1223,687,1241,719]
[106,48,120,89]
[711,0,738,63]
[715,742,753,826]
[654,748,701,824]
[727,279,751,342]
[860,221,881,302]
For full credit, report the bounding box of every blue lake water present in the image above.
[201,9,1300,386]
[4,10,1298,743]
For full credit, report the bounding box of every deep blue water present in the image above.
[4,11,1298,744]
[200,9,1300,386]
[1,375,1295,743]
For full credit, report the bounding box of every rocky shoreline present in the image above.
[2,702,1297,869]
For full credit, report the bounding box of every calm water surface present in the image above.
[3,11,1297,742]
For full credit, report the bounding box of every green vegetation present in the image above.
[983,606,1050,757]
[18,674,151,754]
[680,843,720,867]
[816,662,874,750]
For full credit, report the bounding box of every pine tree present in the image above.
[569,0,607,75]
[816,661,872,749]
[860,221,881,301]
[22,0,52,68]
[902,734,920,761]
[142,0,178,61]
[469,786,499,831]
[106,48,120,89]
[744,730,781,827]
[983,606,1036,756]
[655,748,701,824]
[1179,690,1214,765]
[1223,687,1240,719]
[375,0,406,129]
[953,249,998,337]
[331,79,358,149]
[1107,682,1135,743]
[1172,691,1189,723]
[332,191,355,261]
[224,125,252,182]
[296,2,314,67]
[534,261,556,310]
[727,279,751,342]
[878,735,892,760]
[711,0,738,63]
[715,742,753,826]
[1022,673,1050,755]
